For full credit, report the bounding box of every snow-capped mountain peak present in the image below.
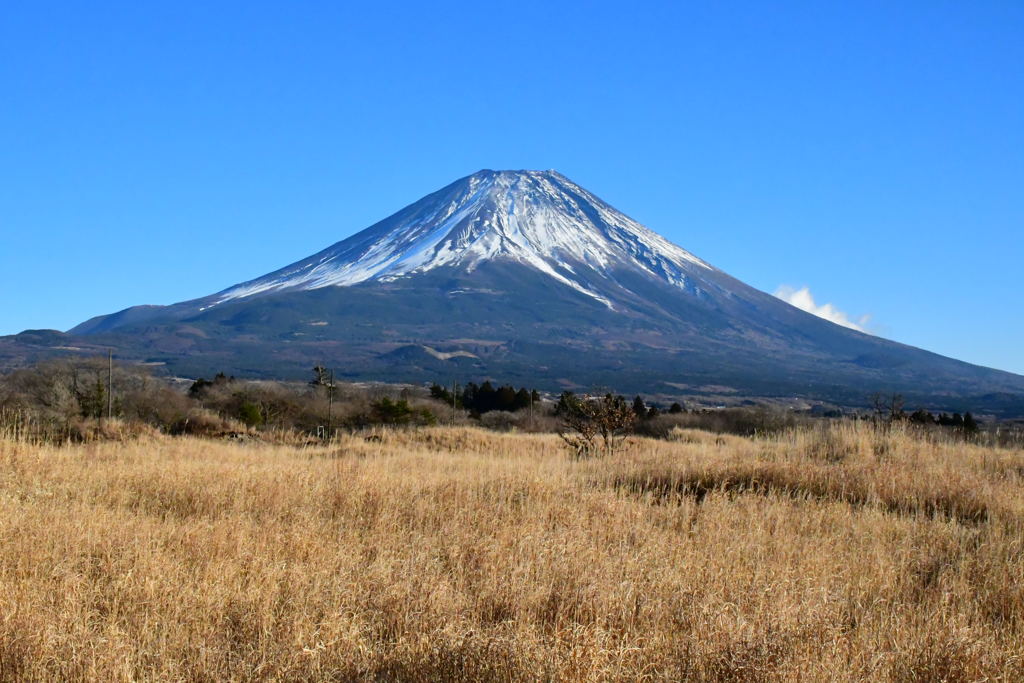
[56,169,1024,416]
[212,170,714,309]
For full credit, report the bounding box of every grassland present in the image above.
[1,423,1022,681]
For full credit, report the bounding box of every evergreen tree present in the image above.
[909,408,935,425]
[430,383,461,408]
[461,382,479,413]
[478,381,497,413]
[238,401,264,427]
[80,375,106,418]
[188,372,233,400]
[371,397,412,424]
[555,391,577,416]
[632,395,647,419]
[495,385,517,412]
[514,388,532,411]
[668,402,684,414]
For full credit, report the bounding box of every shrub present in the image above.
[558,393,635,458]
[237,401,264,427]
[367,398,436,427]
[169,409,246,438]
[479,410,523,431]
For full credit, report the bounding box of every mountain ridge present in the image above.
[4,169,1023,416]
[205,169,715,312]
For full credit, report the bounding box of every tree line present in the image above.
[870,392,979,434]
[430,381,541,416]
[0,357,1007,446]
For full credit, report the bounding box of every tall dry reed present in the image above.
[0,422,1021,680]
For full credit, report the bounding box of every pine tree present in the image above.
[555,391,577,416]
[495,386,517,412]
[461,383,479,413]
[909,408,935,425]
[632,395,647,419]
[478,381,497,413]
[514,388,531,411]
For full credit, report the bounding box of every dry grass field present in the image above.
[1,423,1022,681]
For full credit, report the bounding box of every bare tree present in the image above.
[558,393,635,459]
[870,392,905,431]
[310,365,330,387]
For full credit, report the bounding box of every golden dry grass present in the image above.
[1,423,1022,681]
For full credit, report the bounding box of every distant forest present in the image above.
[0,357,1017,447]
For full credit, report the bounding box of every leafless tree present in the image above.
[558,393,635,458]
[870,392,905,431]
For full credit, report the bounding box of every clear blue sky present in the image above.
[2,1,1022,374]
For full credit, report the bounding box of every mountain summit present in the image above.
[212,170,712,311]
[7,170,1023,415]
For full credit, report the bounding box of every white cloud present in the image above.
[774,285,871,333]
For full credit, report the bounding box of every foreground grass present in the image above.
[1,424,1022,681]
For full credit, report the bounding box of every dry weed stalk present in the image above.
[0,422,1021,680]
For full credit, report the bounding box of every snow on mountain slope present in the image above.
[211,170,714,310]
[42,167,1024,415]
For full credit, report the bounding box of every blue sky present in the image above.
[1,1,1022,374]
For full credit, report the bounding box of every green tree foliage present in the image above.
[905,407,980,437]
[909,408,935,425]
[632,395,647,419]
[78,375,107,419]
[237,401,264,427]
[515,388,531,409]
[938,413,965,429]
[369,397,436,426]
[669,402,684,414]
[554,391,577,417]
[429,383,462,407]
[458,380,536,415]
[188,372,233,399]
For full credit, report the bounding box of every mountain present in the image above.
[4,169,1024,415]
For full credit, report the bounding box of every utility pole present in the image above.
[327,368,334,440]
[107,349,113,420]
